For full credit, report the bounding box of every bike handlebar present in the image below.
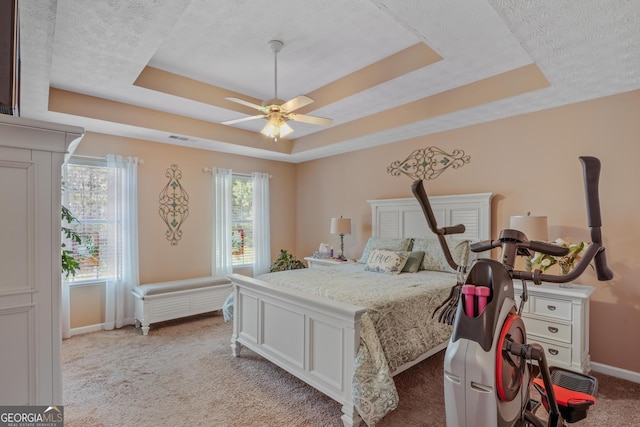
[411,180,467,272]
[470,239,570,257]
[412,156,614,285]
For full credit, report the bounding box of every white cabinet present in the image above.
[513,281,594,373]
[0,116,82,405]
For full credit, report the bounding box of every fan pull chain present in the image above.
[274,48,278,100]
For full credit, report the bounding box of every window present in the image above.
[232,175,254,266]
[62,161,111,283]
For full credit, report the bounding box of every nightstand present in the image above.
[514,281,595,373]
[304,257,355,269]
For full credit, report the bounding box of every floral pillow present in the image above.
[364,249,410,275]
[411,238,470,273]
[358,237,413,263]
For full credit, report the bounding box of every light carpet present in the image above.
[62,313,640,426]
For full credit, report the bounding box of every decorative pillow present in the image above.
[411,238,470,273]
[364,249,410,275]
[401,251,426,273]
[358,237,413,263]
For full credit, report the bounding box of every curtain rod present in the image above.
[71,154,145,164]
[202,167,271,178]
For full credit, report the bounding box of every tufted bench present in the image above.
[131,276,232,335]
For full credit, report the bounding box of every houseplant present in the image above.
[61,205,82,278]
[529,238,587,274]
[270,249,306,272]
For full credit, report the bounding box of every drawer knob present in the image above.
[547,305,556,311]
[548,326,559,333]
[548,348,559,355]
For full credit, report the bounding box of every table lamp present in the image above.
[330,216,351,260]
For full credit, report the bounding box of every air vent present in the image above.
[0,0,19,116]
[168,135,191,141]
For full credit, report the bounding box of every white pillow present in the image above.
[364,249,410,275]
[411,238,470,273]
[358,237,413,263]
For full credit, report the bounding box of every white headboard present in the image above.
[368,193,494,242]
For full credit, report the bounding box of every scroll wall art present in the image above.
[387,146,470,180]
[158,164,189,245]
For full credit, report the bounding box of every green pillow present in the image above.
[401,251,426,273]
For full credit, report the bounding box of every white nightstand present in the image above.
[304,257,355,269]
[513,281,595,373]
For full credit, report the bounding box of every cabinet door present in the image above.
[0,147,37,404]
[0,146,64,405]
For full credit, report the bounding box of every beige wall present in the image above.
[296,89,640,373]
[68,89,640,373]
[69,133,298,325]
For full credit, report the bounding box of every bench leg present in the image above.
[141,321,150,336]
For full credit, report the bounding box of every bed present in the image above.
[228,192,493,426]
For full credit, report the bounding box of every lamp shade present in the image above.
[509,215,548,241]
[330,217,351,235]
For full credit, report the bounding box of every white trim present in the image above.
[69,323,104,336]
[591,361,640,384]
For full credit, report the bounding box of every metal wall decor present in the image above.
[387,146,470,180]
[158,164,189,245]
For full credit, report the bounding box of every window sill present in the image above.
[63,279,109,287]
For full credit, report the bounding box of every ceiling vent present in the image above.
[0,0,19,116]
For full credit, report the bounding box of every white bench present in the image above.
[131,276,232,335]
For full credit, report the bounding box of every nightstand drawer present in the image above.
[528,337,572,368]
[524,317,571,344]
[531,296,572,321]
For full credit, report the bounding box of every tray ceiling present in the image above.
[17,0,640,162]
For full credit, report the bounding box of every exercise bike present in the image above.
[411,156,613,427]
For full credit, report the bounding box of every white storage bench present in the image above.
[131,276,232,335]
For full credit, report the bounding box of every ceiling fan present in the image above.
[222,40,333,140]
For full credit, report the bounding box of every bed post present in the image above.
[230,284,243,357]
[341,404,362,427]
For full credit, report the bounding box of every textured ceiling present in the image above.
[17,0,640,163]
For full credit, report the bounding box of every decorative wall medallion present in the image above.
[387,146,470,180]
[158,164,189,245]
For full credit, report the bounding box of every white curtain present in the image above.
[252,172,271,275]
[104,154,140,330]
[211,168,233,276]
[61,273,71,339]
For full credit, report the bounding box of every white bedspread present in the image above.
[257,263,454,425]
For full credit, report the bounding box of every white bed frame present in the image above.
[229,192,493,426]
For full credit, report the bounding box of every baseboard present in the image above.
[70,323,104,336]
[591,361,640,384]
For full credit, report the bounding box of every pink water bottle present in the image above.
[462,285,476,317]
[475,286,490,315]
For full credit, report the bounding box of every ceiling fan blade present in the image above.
[288,113,333,127]
[280,95,313,112]
[226,97,267,112]
[222,114,266,125]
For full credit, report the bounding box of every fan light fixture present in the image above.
[261,113,293,139]
[222,40,332,141]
